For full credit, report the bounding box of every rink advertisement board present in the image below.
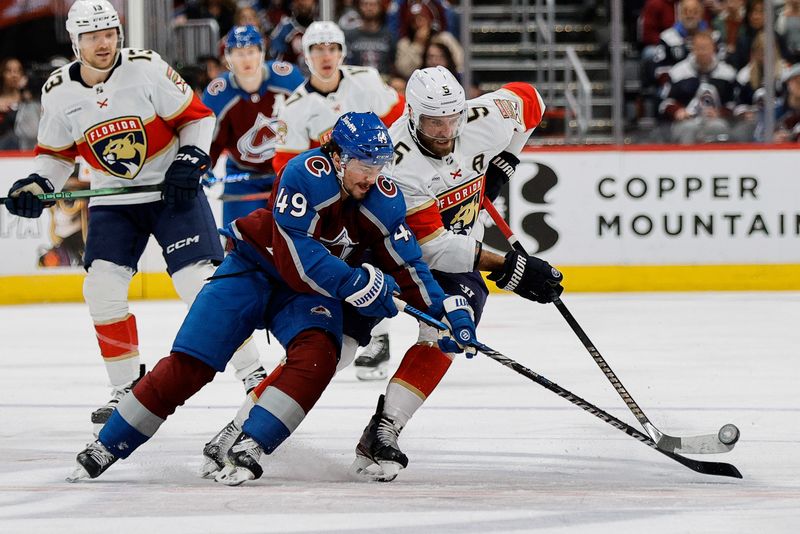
[2,145,799,303]
[492,144,800,291]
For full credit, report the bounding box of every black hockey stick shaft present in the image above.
[481,198,740,454]
[482,199,653,425]
[394,298,742,479]
[0,184,162,203]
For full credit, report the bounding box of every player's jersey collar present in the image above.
[69,53,122,89]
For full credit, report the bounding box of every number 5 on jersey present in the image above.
[274,188,307,217]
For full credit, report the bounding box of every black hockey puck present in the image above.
[718,424,740,445]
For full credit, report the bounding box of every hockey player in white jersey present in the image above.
[2,0,266,432]
[350,66,565,481]
[271,20,405,380]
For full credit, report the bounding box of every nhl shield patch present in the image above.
[85,116,148,179]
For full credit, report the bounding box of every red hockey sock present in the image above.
[390,344,453,399]
[94,314,138,360]
[267,329,337,413]
[132,352,216,419]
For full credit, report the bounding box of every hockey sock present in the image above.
[94,314,141,386]
[99,352,216,458]
[242,329,337,452]
[384,344,454,427]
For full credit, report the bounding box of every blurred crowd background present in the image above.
[1,0,800,149]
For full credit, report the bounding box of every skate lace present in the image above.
[242,367,267,392]
[376,417,401,448]
[232,437,262,460]
[359,335,388,359]
[86,443,114,467]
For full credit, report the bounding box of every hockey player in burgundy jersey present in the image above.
[272,20,406,381]
[349,67,565,482]
[202,25,304,224]
[2,0,265,433]
[66,112,479,486]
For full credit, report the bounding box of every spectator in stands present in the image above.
[639,0,677,53]
[270,0,317,73]
[660,30,737,143]
[345,0,396,75]
[756,63,800,142]
[727,0,764,70]
[391,1,450,38]
[713,0,746,63]
[732,31,787,140]
[254,0,292,34]
[183,0,238,38]
[650,0,710,85]
[777,0,800,64]
[0,57,25,150]
[394,0,462,79]
[199,54,225,80]
[338,0,362,31]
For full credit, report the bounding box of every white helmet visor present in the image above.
[416,111,465,142]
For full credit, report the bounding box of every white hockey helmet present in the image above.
[405,66,467,144]
[302,21,347,79]
[66,0,124,72]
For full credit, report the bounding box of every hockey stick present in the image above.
[202,172,274,187]
[218,191,272,202]
[394,297,742,479]
[0,184,162,204]
[481,197,740,455]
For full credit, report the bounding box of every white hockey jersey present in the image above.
[33,48,214,206]
[272,65,404,172]
[391,83,545,273]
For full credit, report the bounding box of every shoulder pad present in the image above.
[362,175,407,227]
[280,150,339,201]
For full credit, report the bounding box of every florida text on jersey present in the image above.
[202,60,304,173]
[392,82,545,272]
[34,48,213,206]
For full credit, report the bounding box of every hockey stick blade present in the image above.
[481,197,739,456]
[1,184,162,203]
[202,172,274,187]
[394,298,743,479]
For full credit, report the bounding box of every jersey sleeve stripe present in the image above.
[34,144,78,161]
[380,94,406,127]
[406,202,445,244]
[502,82,545,129]
[405,198,436,216]
[162,93,214,129]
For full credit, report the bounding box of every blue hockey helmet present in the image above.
[225,25,264,51]
[331,112,394,167]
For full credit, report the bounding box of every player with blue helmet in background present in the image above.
[202,25,304,225]
[67,112,479,486]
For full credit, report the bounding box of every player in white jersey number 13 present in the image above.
[350,66,566,482]
[2,0,266,434]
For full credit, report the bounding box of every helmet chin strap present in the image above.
[307,56,343,84]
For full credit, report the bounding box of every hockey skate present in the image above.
[214,432,264,486]
[350,395,408,482]
[66,440,118,482]
[91,364,146,436]
[354,333,390,381]
[199,419,241,478]
[241,365,267,394]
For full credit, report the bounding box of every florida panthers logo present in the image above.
[85,116,147,179]
[437,175,484,235]
[237,112,284,164]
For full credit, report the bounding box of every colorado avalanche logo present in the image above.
[376,175,397,198]
[320,227,358,260]
[85,116,147,179]
[237,112,284,164]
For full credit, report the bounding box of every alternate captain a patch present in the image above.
[85,116,148,179]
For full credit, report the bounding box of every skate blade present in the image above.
[349,455,400,482]
[355,362,389,381]
[65,465,91,483]
[199,457,223,479]
[214,464,255,486]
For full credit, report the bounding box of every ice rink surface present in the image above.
[1,292,798,533]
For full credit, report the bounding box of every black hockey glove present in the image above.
[4,174,55,218]
[487,250,564,304]
[162,145,210,208]
[484,150,519,201]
